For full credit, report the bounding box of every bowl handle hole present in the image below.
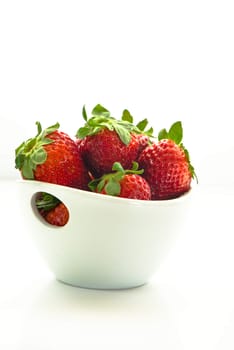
[31,191,70,227]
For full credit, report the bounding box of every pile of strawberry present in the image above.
[15,104,197,226]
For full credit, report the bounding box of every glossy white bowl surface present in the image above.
[18,180,191,289]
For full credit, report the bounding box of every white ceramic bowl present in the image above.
[18,180,191,289]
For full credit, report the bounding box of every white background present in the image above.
[1,1,234,349]
[0,0,234,184]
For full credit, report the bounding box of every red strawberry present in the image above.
[76,104,153,177]
[80,129,140,177]
[89,162,151,200]
[138,121,197,200]
[135,133,150,156]
[44,203,69,226]
[36,192,69,226]
[15,122,90,190]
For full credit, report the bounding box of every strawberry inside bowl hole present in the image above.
[31,192,70,227]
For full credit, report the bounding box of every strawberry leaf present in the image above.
[112,162,124,172]
[158,121,182,144]
[76,126,92,139]
[36,192,61,211]
[31,148,47,164]
[158,128,168,140]
[136,118,148,132]
[105,179,121,196]
[15,149,25,169]
[88,116,111,126]
[114,124,131,145]
[82,105,88,121]
[97,179,106,193]
[92,104,110,117]
[42,138,55,145]
[42,122,60,138]
[168,121,183,144]
[145,126,154,137]
[88,178,100,192]
[36,121,42,135]
[181,143,198,183]
[22,158,34,179]
[92,126,103,135]
[122,109,133,123]
[131,161,139,171]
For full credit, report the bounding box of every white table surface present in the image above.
[0,179,234,350]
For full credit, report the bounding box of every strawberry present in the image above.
[78,128,140,178]
[89,162,151,200]
[135,133,150,156]
[44,203,69,226]
[36,192,69,226]
[138,121,197,200]
[15,122,90,190]
[76,104,153,177]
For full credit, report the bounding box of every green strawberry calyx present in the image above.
[76,104,154,145]
[36,192,61,211]
[158,121,198,183]
[88,161,144,196]
[15,121,59,179]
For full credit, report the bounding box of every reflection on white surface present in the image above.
[19,280,185,349]
[2,276,234,350]
[1,181,234,349]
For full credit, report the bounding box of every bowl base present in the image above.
[56,278,147,290]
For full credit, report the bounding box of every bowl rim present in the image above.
[17,179,193,207]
